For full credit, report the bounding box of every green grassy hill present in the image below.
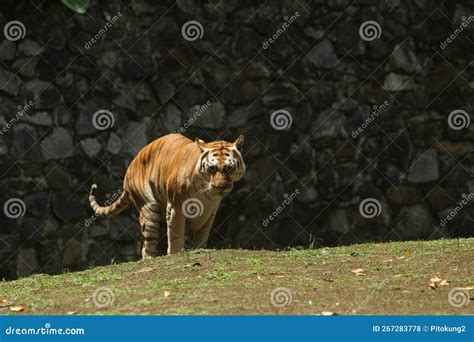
[1,239,473,315]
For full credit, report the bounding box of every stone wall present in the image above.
[0,0,473,279]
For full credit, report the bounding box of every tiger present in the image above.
[89,133,245,257]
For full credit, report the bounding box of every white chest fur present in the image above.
[184,193,221,230]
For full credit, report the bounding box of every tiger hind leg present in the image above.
[139,204,166,258]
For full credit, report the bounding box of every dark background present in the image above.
[0,0,473,279]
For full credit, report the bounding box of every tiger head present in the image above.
[195,135,246,196]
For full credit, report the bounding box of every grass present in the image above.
[0,238,473,315]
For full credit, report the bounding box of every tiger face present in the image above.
[195,135,245,196]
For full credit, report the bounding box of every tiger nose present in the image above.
[213,184,227,191]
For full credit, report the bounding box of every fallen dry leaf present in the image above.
[351,268,365,276]
[67,311,77,315]
[9,305,26,312]
[257,274,263,281]
[275,275,285,278]
[0,297,7,304]
[397,252,412,260]
[321,311,337,316]
[438,279,449,287]
[323,276,334,282]
[136,267,154,273]
[430,277,449,289]
[164,291,172,298]
[382,259,393,263]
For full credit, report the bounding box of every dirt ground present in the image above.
[1,238,473,315]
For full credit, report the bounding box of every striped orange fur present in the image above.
[89,133,245,257]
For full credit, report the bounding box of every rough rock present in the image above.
[383,73,416,91]
[394,204,435,239]
[0,41,16,61]
[122,121,148,155]
[0,66,21,96]
[40,127,75,160]
[307,39,339,69]
[80,138,102,158]
[16,248,39,276]
[52,192,87,222]
[106,132,122,154]
[21,111,52,126]
[408,149,440,183]
[386,185,421,205]
[195,101,225,129]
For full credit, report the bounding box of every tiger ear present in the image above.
[195,138,207,152]
[234,135,244,150]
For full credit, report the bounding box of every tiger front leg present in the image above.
[166,203,186,254]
